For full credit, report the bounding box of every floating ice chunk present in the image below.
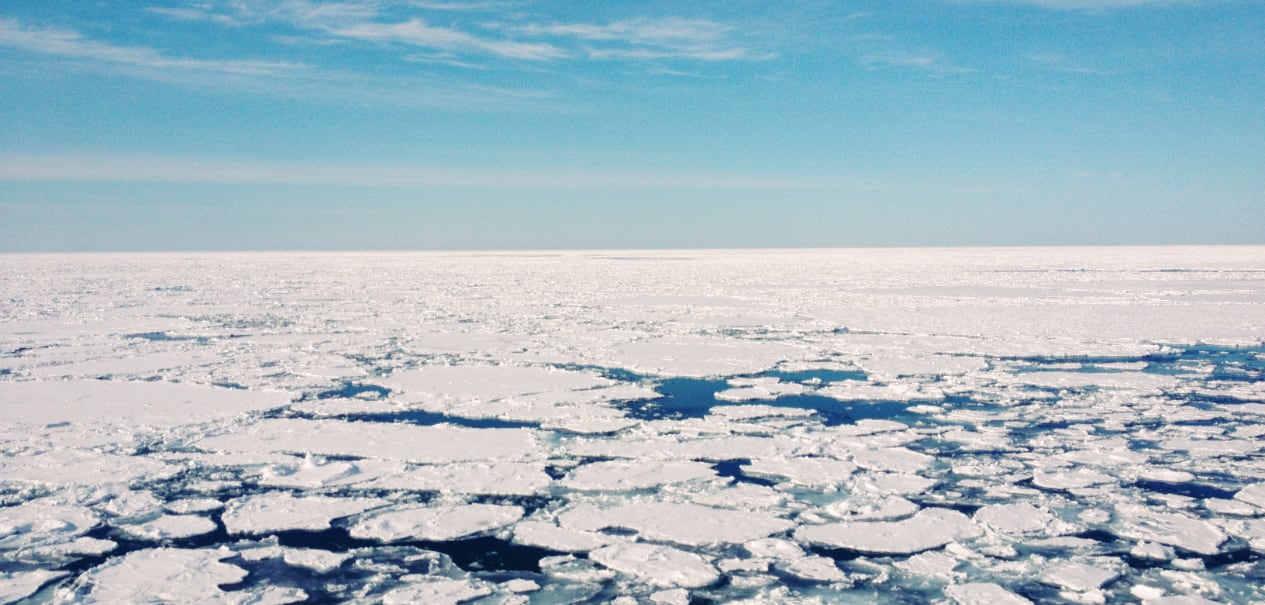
[282,548,351,574]
[92,489,165,521]
[1008,371,1177,391]
[944,582,1033,605]
[849,447,934,473]
[221,493,388,535]
[1233,482,1265,509]
[560,460,716,491]
[349,504,524,542]
[1130,541,1176,561]
[1042,561,1119,592]
[974,502,1064,536]
[0,570,67,604]
[258,457,392,488]
[818,382,943,402]
[1221,518,1265,553]
[589,542,720,588]
[822,496,920,522]
[512,521,616,553]
[709,404,816,419]
[649,588,690,605]
[607,338,805,378]
[1158,437,1259,457]
[118,515,217,541]
[855,354,987,380]
[715,379,808,403]
[558,501,793,547]
[795,508,981,555]
[741,457,856,487]
[383,364,612,401]
[196,418,538,463]
[368,461,552,496]
[779,555,849,583]
[0,380,289,426]
[57,547,247,604]
[503,578,539,593]
[380,578,491,605]
[1140,469,1197,484]
[540,554,617,584]
[1112,504,1226,555]
[0,449,178,486]
[164,498,224,515]
[851,471,938,495]
[0,502,99,551]
[1142,597,1221,605]
[895,551,960,577]
[1032,468,1114,491]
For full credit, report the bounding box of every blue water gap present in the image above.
[619,375,909,426]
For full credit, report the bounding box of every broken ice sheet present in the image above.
[4,248,1265,602]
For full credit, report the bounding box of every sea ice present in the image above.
[560,460,717,491]
[588,542,720,588]
[53,547,248,604]
[117,515,217,541]
[367,461,552,496]
[379,578,491,605]
[1234,482,1265,509]
[221,493,388,535]
[1111,504,1226,555]
[794,508,982,555]
[511,521,617,553]
[196,418,539,463]
[0,570,67,604]
[348,504,524,542]
[557,501,793,547]
[944,582,1033,605]
[1042,561,1120,592]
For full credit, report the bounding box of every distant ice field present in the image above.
[1,246,1264,604]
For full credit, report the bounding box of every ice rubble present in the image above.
[3,247,1265,601]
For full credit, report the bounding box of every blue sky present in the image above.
[1,1,1262,251]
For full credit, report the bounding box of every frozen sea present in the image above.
[2,246,1264,604]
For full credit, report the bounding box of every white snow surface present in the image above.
[3,247,1265,602]
[558,501,793,546]
[221,493,388,535]
[348,504,524,542]
[588,542,720,588]
[794,508,982,554]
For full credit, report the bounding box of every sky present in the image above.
[1,0,1263,251]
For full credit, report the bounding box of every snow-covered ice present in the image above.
[2,247,1264,602]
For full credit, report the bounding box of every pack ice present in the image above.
[2,246,1264,603]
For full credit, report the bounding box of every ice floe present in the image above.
[588,542,720,588]
[3,247,1264,602]
[221,493,388,535]
[795,508,982,554]
[558,501,794,547]
[348,504,524,542]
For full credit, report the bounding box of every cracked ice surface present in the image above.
[2,247,1265,603]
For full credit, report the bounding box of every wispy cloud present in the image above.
[0,17,304,75]
[330,18,567,60]
[509,17,767,62]
[861,50,972,77]
[0,153,817,191]
[1027,52,1117,75]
